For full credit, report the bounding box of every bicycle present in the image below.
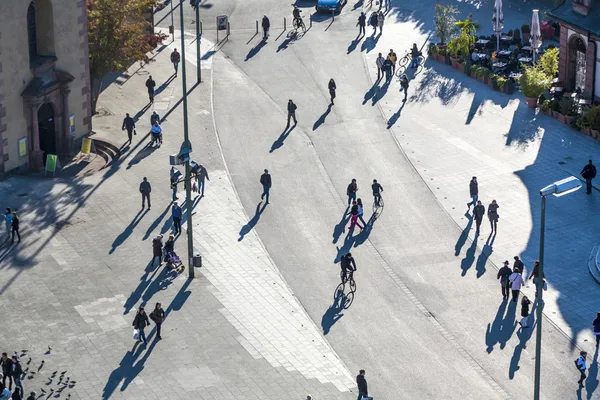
[396,53,424,77]
[340,268,357,292]
[372,193,384,219]
[293,17,306,33]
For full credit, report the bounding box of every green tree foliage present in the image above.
[434,4,458,45]
[538,47,559,79]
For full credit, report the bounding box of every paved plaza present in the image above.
[1,0,600,398]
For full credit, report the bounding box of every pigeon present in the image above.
[60,371,66,375]
[27,357,32,365]
[51,371,57,377]
[41,388,47,393]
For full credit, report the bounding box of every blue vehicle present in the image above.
[316,0,347,12]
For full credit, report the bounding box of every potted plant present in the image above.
[559,97,578,125]
[540,99,552,115]
[549,98,561,118]
[586,106,600,138]
[447,31,475,69]
[519,65,550,108]
[576,113,592,135]
[488,73,498,89]
[538,47,559,79]
[434,4,458,46]
[522,24,531,44]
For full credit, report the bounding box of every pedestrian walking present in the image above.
[172,202,182,235]
[195,164,209,197]
[10,356,22,395]
[328,79,337,105]
[508,268,524,302]
[4,208,12,240]
[356,369,372,400]
[372,179,383,207]
[487,199,499,233]
[262,15,270,40]
[170,176,178,202]
[357,12,366,36]
[286,100,298,128]
[348,201,364,232]
[150,302,165,340]
[347,179,358,206]
[519,295,531,328]
[377,11,384,34]
[260,169,272,203]
[473,200,485,233]
[356,198,367,226]
[383,57,393,82]
[369,12,378,35]
[468,176,478,208]
[11,212,20,244]
[145,76,156,103]
[527,260,546,296]
[121,113,136,144]
[575,351,587,386]
[513,256,524,273]
[170,48,181,75]
[581,159,596,195]
[140,177,151,209]
[376,53,385,81]
[132,307,150,345]
[399,74,409,101]
[497,260,512,300]
[388,49,397,75]
[150,111,161,125]
[152,235,163,266]
[592,312,600,348]
[1,353,12,390]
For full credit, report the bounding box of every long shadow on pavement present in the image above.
[476,233,495,278]
[322,286,348,335]
[387,101,405,129]
[485,299,517,354]
[123,260,161,315]
[460,232,478,276]
[455,212,473,256]
[109,209,149,254]
[143,204,172,240]
[353,214,376,248]
[270,126,295,153]
[586,348,599,399]
[347,35,363,54]
[371,78,391,105]
[313,104,332,131]
[509,302,537,379]
[239,202,267,241]
[245,39,267,61]
[360,33,380,53]
[363,81,381,105]
[332,210,350,244]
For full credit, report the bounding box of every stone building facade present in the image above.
[551,0,600,103]
[0,0,91,173]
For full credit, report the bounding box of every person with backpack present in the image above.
[581,159,596,195]
[575,351,587,386]
[170,48,181,75]
[497,260,512,300]
[150,302,165,340]
[357,12,366,36]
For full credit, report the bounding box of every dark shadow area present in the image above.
[465,91,486,125]
[476,234,495,279]
[245,39,267,61]
[586,348,599,399]
[322,287,348,335]
[509,303,537,379]
[455,212,473,256]
[132,103,152,123]
[123,260,161,315]
[238,202,267,241]
[140,266,181,307]
[201,50,216,61]
[109,209,149,254]
[371,78,390,105]
[352,214,376,248]
[351,0,363,10]
[360,33,380,53]
[347,36,363,54]
[485,300,517,353]
[313,104,332,131]
[387,101,405,129]
[126,143,158,169]
[460,232,478,277]
[154,75,177,97]
[332,211,350,244]
[362,81,381,105]
[277,36,294,52]
[153,0,181,25]
[143,204,172,240]
[334,233,356,264]
[270,126,295,153]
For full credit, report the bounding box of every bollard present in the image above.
[256,20,259,34]
[309,14,313,28]
[200,21,203,35]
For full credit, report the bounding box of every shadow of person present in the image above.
[347,37,362,54]
[387,101,406,129]
[277,36,294,52]
[313,104,333,131]
[245,39,267,61]
[332,211,350,244]
[123,261,162,315]
[371,78,390,105]
[485,300,508,353]
[360,33,380,53]
[455,212,473,256]
[460,232,478,277]
[476,243,493,278]
[110,209,149,254]
[154,75,176,96]
[353,217,374,248]
[270,126,296,153]
[586,348,599,399]
[144,204,172,240]
[334,234,356,263]
[126,144,158,170]
[509,303,537,379]
[321,288,346,335]
[351,0,363,10]
[362,81,380,105]
[238,202,267,241]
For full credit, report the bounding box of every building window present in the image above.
[27,2,37,58]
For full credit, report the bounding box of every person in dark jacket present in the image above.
[399,74,409,101]
[262,15,270,40]
[10,356,22,394]
[260,169,272,203]
[11,212,20,244]
[356,369,369,400]
[122,113,135,144]
[340,252,356,283]
[133,307,150,344]
[519,296,532,328]
[164,235,175,257]
[172,202,182,235]
[527,260,546,296]
[145,76,156,103]
[328,79,337,105]
[347,179,358,206]
[195,164,210,197]
[513,256,524,273]
[11,387,22,400]
[150,302,165,340]
[593,312,600,348]
[497,260,512,300]
[170,48,181,75]
[383,57,393,82]
[152,235,163,266]
[357,12,366,36]
[581,159,596,195]
[487,199,499,233]
[369,12,378,35]
[468,176,478,208]
[140,177,151,209]
[286,100,298,128]
[1,353,12,390]
[410,43,422,68]
[473,200,485,233]
[372,179,383,207]
[26,391,36,400]
[150,111,161,126]
[348,201,364,232]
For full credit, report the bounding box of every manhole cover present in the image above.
[95,107,114,117]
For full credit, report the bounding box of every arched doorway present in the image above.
[38,103,56,165]
[568,36,587,93]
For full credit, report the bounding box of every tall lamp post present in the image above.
[195,2,201,83]
[534,176,582,400]
[179,0,195,279]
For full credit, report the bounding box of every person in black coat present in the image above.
[347,179,358,206]
[473,201,485,233]
[150,302,166,340]
[592,312,600,348]
[286,100,298,128]
[260,169,272,204]
[328,79,337,105]
[1,352,13,390]
[122,113,135,144]
[11,356,23,394]
[357,12,366,36]
[369,12,378,35]
[468,176,478,208]
[356,369,369,400]
[133,307,150,344]
[11,387,22,400]
[11,212,20,244]
[262,15,270,40]
[145,76,156,103]
[519,296,531,328]
[497,260,512,300]
[581,159,596,195]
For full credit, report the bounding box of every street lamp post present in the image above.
[196,2,201,83]
[179,0,195,279]
[170,0,175,42]
[534,176,582,400]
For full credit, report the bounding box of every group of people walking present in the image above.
[467,177,499,234]
[0,352,32,400]
[132,303,165,343]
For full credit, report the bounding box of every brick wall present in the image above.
[559,23,569,85]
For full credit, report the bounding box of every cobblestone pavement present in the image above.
[0,30,355,400]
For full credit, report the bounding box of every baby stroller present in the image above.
[164,251,184,270]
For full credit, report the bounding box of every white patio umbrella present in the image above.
[492,0,504,53]
[531,9,542,64]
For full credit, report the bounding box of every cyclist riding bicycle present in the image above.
[340,252,357,283]
[409,43,422,68]
[372,179,383,207]
[292,6,302,26]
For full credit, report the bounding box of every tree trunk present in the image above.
[91,76,105,115]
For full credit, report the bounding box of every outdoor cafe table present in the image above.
[508,72,522,79]
[500,36,513,42]
[518,57,533,63]
[522,46,532,52]
[497,50,512,57]
[492,61,507,70]
[476,39,490,45]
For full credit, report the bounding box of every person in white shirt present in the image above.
[508,268,524,302]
